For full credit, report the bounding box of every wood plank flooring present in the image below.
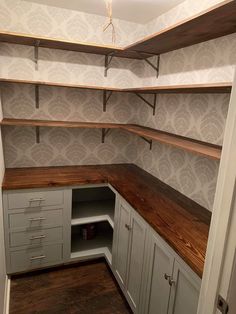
[10,260,132,314]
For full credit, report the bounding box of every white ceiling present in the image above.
[23,0,186,24]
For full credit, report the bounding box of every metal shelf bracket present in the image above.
[101,128,111,143]
[135,93,157,115]
[35,126,40,143]
[34,40,40,71]
[144,55,160,78]
[140,136,152,150]
[103,90,113,112]
[104,52,115,77]
[35,85,39,109]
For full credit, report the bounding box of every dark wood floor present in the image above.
[10,260,132,314]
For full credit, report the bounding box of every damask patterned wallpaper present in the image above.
[0,0,145,46]
[0,0,235,212]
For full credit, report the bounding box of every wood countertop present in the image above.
[2,164,211,277]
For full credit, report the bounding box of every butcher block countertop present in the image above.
[2,164,211,277]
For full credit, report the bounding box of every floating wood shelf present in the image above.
[0,118,222,160]
[0,78,122,92]
[0,78,232,94]
[0,118,121,129]
[126,0,236,55]
[0,30,149,60]
[124,83,232,94]
[123,125,222,160]
[0,1,236,58]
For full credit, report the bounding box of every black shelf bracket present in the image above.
[135,93,157,115]
[103,90,113,112]
[35,85,39,109]
[101,128,111,143]
[104,52,115,77]
[34,40,40,71]
[140,136,152,150]
[144,55,160,77]
[35,126,40,143]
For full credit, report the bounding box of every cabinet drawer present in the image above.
[7,190,64,210]
[9,209,63,231]
[9,227,63,247]
[10,243,63,273]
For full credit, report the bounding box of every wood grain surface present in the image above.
[10,260,132,314]
[3,164,211,277]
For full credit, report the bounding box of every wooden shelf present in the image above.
[0,118,222,160]
[71,222,113,264]
[0,78,232,94]
[126,0,236,55]
[0,118,121,129]
[124,125,221,160]
[124,83,232,94]
[0,30,148,60]
[0,1,235,58]
[0,78,122,92]
[71,200,115,228]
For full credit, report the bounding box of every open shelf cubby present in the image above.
[71,186,115,228]
[71,221,113,264]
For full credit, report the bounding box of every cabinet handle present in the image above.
[29,198,45,202]
[28,217,46,222]
[164,273,171,281]
[30,235,46,240]
[30,255,46,261]
[125,224,131,231]
[168,278,175,286]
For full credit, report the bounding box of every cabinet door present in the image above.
[126,210,147,312]
[113,200,131,287]
[145,232,174,314]
[168,260,200,314]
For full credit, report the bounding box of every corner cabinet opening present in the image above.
[70,186,115,264]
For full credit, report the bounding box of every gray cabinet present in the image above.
[3,188,71,274]
[144,233,174,314]
[143,230,201,314]
[168,260,200,314]
[113,197,147,313]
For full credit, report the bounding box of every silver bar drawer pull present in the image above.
[30,235,46,240]
[29,198,45,203]
[28,217,46,222]
[30,255,46,261]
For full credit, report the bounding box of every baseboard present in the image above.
[4,276,10,314]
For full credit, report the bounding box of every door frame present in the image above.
[197,68,236,313]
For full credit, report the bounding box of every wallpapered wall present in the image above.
[0,0,235,211]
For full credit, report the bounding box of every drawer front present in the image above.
[9,227,63,247]
[10,243,63,273]
[7,190,64,210]
[9,209,63,231]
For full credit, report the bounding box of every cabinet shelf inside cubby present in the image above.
[71,222,113,264]
[72,199,115,228]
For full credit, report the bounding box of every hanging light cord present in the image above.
[103,0,116,43]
